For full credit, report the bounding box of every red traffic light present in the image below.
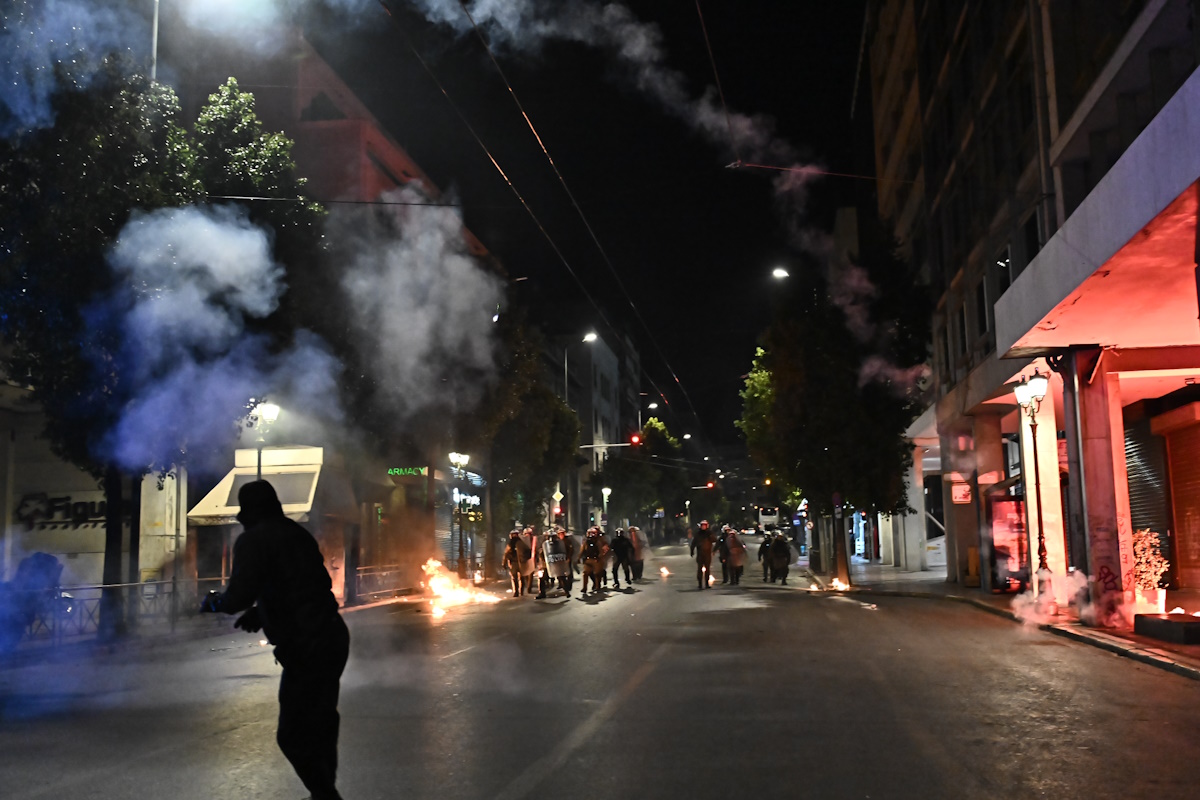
[630,434,641,445]
[553,506,562,516]
[706,481,714,489]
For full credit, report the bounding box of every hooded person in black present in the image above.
[200,480,350,800]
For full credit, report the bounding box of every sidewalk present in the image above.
[806,558,1200,682]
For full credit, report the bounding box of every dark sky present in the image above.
[304,2,867,448]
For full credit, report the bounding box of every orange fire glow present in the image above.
[1170,606,1187,614]
[660,566,670,577]
[831,578,849,591]
[421,558,501,618]
[708,574,715,585]
[473,570,484,584]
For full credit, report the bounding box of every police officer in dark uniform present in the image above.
[200,480,350,800]
[609,528,635,589]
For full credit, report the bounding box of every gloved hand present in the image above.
[199,590,221,614]
[234,607,262,633]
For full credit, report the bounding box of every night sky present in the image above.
[305,1,867,447]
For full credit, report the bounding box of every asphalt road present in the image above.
[2,545,1199,800]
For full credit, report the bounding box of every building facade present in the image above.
[867,0,1200,620]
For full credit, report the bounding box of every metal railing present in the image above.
[4,577,226,649]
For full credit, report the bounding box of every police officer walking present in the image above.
[200,480,350,800]
[690,520,715,590]
[609,528,635,589]
[538,527,572,598]
[579,527,609,595]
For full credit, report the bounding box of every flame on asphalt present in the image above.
[660,566,670,577]
[421,558,501,618]
[831,578,849,591]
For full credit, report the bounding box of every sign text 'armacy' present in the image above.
[388,467,428,477]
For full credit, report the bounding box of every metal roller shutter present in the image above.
[1166,424,1200,588]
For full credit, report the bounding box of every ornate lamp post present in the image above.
[250,401,280,481]
[1014,370,1054,610]
[601,486,612,531]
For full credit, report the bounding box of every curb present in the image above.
[808,574,1200,682]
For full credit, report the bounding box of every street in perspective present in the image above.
[5,545,1200,800]
[6,2,1200,799]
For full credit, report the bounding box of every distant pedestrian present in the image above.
[199,480,349,800]
[690,520,715,590]
[629,525,646,581]
[717,525,731,584]
[758,533,772,582]
[770,532,792,585]
[609,528,635,589]
[726,528,747,585]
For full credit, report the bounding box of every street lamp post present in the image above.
[1014,370,1054,611]
[449,452,470,577]
[564,331,598,406]
[251,402,280,481]
[602,487,612,532]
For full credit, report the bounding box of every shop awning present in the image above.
[188,446,357,526]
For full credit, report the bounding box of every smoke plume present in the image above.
[98,205,344,475]
[334,185,507,419]
[0,0,145,135]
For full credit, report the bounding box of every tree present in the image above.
[0,65,324,636]
[737,220,929,520]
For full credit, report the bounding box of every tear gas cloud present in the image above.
[97,205,344,476]
[335,185,506,418]
[0,0,145,135]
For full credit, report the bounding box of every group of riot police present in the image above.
[502,525,648,600]
[690,519,795,589]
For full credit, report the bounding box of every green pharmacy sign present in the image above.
[388,467,428,477]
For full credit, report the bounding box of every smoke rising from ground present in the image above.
[335,185,506,419]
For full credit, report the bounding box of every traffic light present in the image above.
[630,434,641,445]
[706,481,714,489]
[553,506,562,516]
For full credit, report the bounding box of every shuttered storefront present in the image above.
[1163,422,1200,588]
[1126,418,1174,585]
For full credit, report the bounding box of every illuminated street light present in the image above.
[250,401,281,481]
[648,402,658,410]
[772,267,789,279]
[683,433,692,440]
[582,332,598,343]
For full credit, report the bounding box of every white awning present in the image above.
[188,446,329,526]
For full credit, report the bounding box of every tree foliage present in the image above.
[738,218,930,516]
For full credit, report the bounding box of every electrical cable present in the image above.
[454,0,711,443]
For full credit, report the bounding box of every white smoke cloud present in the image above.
[98,205,343,475]
[336,185,506,418]
[0,0,146,135]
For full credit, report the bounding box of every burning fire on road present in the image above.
[421,559,501,618]
[660,566,670,577]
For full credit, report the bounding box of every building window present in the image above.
[958,305,969,356]
[975,280,989,335]
[996,246,1012,294]
[1023,213,1041,267]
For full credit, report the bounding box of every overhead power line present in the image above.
[454,0,710,442]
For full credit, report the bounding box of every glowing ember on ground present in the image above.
[259,639,268,647]
[708,574,715,585]
[660,566,670,577]
[1170,606,1186,614]
[420,558,501,617]
[473,570,484,584]
[810,583,820,591]
[831,578,849,591]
